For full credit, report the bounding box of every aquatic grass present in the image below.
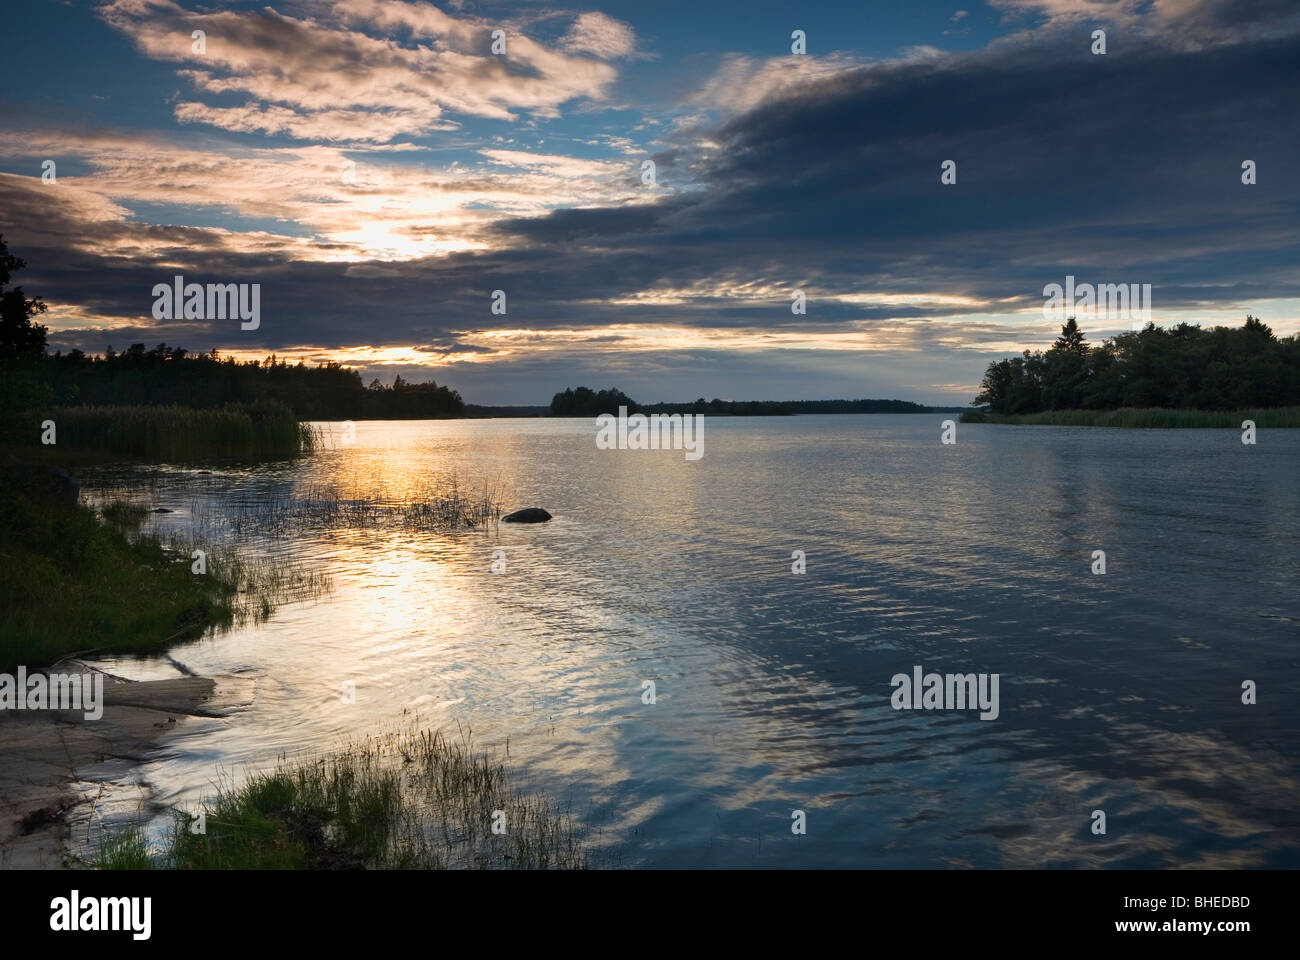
[161,537,332,627]
[84,469,167,529]
[101,497,149,527]
[24,401,317,462]
[959,406,1300,428]
[399,726,588,869]
[93,825,153,870]
[104,725,591,869]
[218,480,502,538]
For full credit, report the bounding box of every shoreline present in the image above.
[958,407,1300,428]
[0,662,248,869]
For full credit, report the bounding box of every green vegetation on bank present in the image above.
[959,406,1300,428]
[96,726,590,869]
[0,470,329,671]
[974,316,1300,415]
[0,472,235,671]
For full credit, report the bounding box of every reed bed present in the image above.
[35,401,316,461]
[218,481,502,537]
[100,497,150,527]
[96,725,590,870]
[959,406,1300,428]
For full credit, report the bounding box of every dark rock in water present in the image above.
[2,454,80,506]
[151,507,174,513]
[501,507,552,523]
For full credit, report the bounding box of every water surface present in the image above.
[81,415,1300,867]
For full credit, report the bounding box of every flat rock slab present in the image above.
[0,666,249,869]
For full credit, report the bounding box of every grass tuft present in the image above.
[98,726,592,870]
[94,826,153,870]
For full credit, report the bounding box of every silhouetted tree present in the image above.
[550,386,638,416]
[0,236,48,364]
[1054,317,1087,353]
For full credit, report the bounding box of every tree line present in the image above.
[974,316,1300,414]
[550,388,940,417]
[13,343,465,420]
[640,398,935,415]
[0,236,463,420]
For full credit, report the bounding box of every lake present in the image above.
[79,415,1300,867]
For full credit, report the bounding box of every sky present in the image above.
[1,0,1297,406]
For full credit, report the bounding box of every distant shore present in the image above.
[465,403,971,418]
[959,407,1300,428]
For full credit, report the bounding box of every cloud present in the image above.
[172,101,458,143]
[687,52,865,116]
[560,11,638,59]
[98,0,627,141]
[989,0,1300,47]
[0,125,653,263]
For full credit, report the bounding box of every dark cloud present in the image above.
[483,26,1300,318]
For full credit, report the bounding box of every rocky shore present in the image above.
[0,662,250,868]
